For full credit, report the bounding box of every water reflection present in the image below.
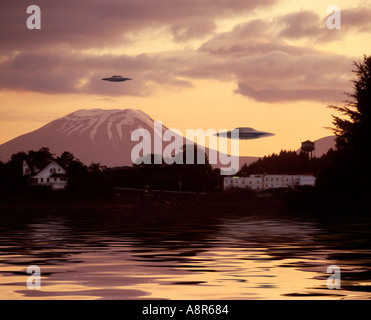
[0,206,371,299]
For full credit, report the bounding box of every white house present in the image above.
[224,174,316,191]
[24,160,68,190]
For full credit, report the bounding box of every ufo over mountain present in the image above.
[102,75,132,82]
[215,127,275,140]
[0,109,260,169]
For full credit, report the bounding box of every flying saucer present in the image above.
[102,75,132,82]
[214,127,275,140]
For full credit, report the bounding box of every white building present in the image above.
[24,160,68,190]
[224,174,316,191]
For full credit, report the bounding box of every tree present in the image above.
[238,163,249,176]
[237,150,317,175]
[329,55,371,155]
[27,147,54,170]
[57,151,76,169]
[178,144,213,192]
[318,55,371,201]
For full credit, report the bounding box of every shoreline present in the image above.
[1,188,368,219]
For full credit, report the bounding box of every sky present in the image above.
[1,0,371,157]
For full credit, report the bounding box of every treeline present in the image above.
[0,145,222,199]
[237,149,336,176]
[112,146,222,192]
[0,144,340,200]
[110,161,221,194]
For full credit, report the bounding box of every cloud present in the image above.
[0,31,354,103]
[95,98,119,104]
[341,7,371,32]
[194,15,356,103]
[0,2,362,104]
[199,19,318,57]
[0,50,195,96]
[277,8,371,43]
[0,0,277,52]
[170,19,217,42]
[236,83,344,103]
[233,51,353,102]
[277,11,334,43]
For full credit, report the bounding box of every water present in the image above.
[1,204,371,300]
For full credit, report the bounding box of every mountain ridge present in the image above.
[0,108,259,170]
[0,108,336,170]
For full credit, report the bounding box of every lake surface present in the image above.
[1,204,371,300]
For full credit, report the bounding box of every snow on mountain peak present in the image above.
[69,109,110,117]
[59,108,158,142]
[67,108,153,121]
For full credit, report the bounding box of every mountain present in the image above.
[0,108,259,170]
[0,109,157,167]
[296,136,336,157]
[312,136,336,156]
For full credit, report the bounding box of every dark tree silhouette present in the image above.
[237,149,332,176]
[27,147,54,170]
[318,54,371,203]
[110,144,218,192]
[56,151,76,169]
[2,148,54,193]
[329,55,371,154]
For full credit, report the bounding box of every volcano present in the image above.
[0,108,259,170]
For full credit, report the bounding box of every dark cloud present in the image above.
[0,31,354,103]
[235,51,353,102]
[0,0,277,52]
[341,7,371,32]
[170,19,217,42]
[277,11,332,42]
[0,50,195,96]
[277,8,371,43]
[195,22,354,103]
[236,83,344,103]
[199,19,318,57]
[195,15,356,103]
[0,2,362,103]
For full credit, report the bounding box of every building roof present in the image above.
[30,160,67,178]
[302,140,314,144]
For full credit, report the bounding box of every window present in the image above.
[47,178,49,183]
[50,168,56,174]
[40,178,43,183]
[54,178,57,181]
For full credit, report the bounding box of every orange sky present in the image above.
[1,0,371,157]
